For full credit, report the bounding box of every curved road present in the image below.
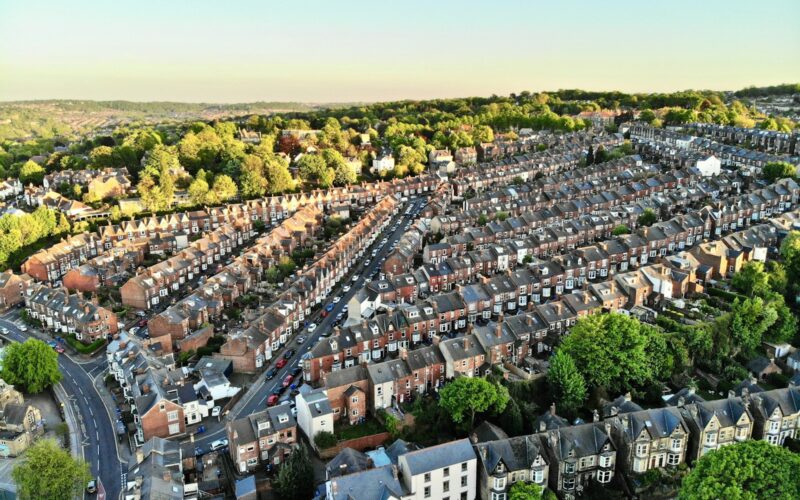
[0,316,122,500]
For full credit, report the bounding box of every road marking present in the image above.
[89,408,94,417]
[96,430,99,440]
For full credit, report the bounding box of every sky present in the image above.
[1,0,799,103]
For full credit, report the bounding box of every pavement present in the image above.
[0,312,124,500]
[189,196,428,454]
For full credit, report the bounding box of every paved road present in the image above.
[191,196,429,453]
[0,315,123,500]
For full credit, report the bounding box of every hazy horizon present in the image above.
[2,0,799,103]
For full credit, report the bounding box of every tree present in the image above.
[729,297,778,354]
[313,431,337,450]
[19,160,45,185]
[766,261,788,295]
[262,154,294,194]
[239,154,267,198]
[546,351,587,414]
[1,339,62,393]
[762,161,796,183]
[439,376,509,429]
[679,440,800,500]
[273,445,314,500]
[559,312,658,392]
[187,177,210,205]
[12,439,91,500]
[297,154,334,187]
[780,231,800,284]
[509,481,542,500]
[731,261,771,298]
[637,208,657,227]
[210,174,238,203]
[496,398,524,437]
[612,224,630,236]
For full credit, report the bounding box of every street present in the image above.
[0,314,123,500]
[190,196,428,452]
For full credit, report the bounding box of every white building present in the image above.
[397,438,478,500]
[295,388,334,449]
[695,155,721,177]
[371,154,395,174]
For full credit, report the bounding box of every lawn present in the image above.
[335,418,386,441]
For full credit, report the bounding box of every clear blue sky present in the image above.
[1,0,798,103]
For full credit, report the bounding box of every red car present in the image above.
[267,394,279,406]
[282,375,294,388]
[276,358,287,369]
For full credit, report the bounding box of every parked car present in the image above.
[275,358,287,369]
[0,327,8,334]
[19,325,27,332]
[86,479,97,494]
[325,304,335,313]
[335,312,343,321]
[265,367,277,379]
[290,367,302,377]
[211,406,222,417]
[282,375,294,388]
[283,349,295,359]
[267,394,279,406]
[332,296,341,304]
[210,439,228,451]
[296,336,306,344]
[343,285,351,292]
[352,275,360,282]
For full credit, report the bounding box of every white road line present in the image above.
[96,431,99,440]
[97,445,100,456]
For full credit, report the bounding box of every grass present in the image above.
[334,418,386,441]
[66,334,106,354]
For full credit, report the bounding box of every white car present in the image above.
[343,285,351,292]
[0,327,8,335]
[364,259,371,266]
[19,325,27,332]
[332,296,341,304]
[352,275,359,282]
[210,438,228,451]
[296,336,306,344]
[211,406,222,417]
[307,323,317,333]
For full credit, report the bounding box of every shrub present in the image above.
[313,431,337,450]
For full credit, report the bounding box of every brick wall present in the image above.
[318,432,391,459]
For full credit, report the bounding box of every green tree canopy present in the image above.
[239,154,267,198]
[19,160,45,185]
[546,351,587,414]
[637,208,657,227]
[729,297,778,354]
[612,224,630,235]
[273,445,314,500]
[509,481,543,500]
[762,161,797,183]
[679,440,800,500]
[731,261,771,297]
[297,154,334,188]
[12,439,91,500]
[559,312,667,392]
[1,339,62,393]
[439,376,509,428]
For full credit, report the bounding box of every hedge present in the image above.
[707,287,747,303]
[66,334,106,354]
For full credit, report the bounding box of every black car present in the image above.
[265,368,277,380]
[272,386,284,396]
[291,366,302,377]
[283,349,295,359]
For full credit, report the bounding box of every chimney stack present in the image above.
[593,409,599,422]
[399,347,408,361]
[549,403,557,416]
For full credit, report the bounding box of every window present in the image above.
[443,467,449,477]
[493,477,506,489]
[424,486,431,498]
[563,477,575,490]
[531,469,544,483]
[597,470,612,483]
[167,411,179,422]
[565,463,576,474]
[599,455,611,468]
[443,480,450,492]
[461,475,468,487]
[351,397,359,403]
[424,473,431,483]
[461,462,468,472]
[667,453,680,465]
[705,432,717,445]
[168,423,180,435]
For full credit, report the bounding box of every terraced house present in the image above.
[25,284,118,342]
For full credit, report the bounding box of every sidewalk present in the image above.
[52,383,82,460]
[92,373,134,466]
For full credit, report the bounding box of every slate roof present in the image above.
[399,438,476,476]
